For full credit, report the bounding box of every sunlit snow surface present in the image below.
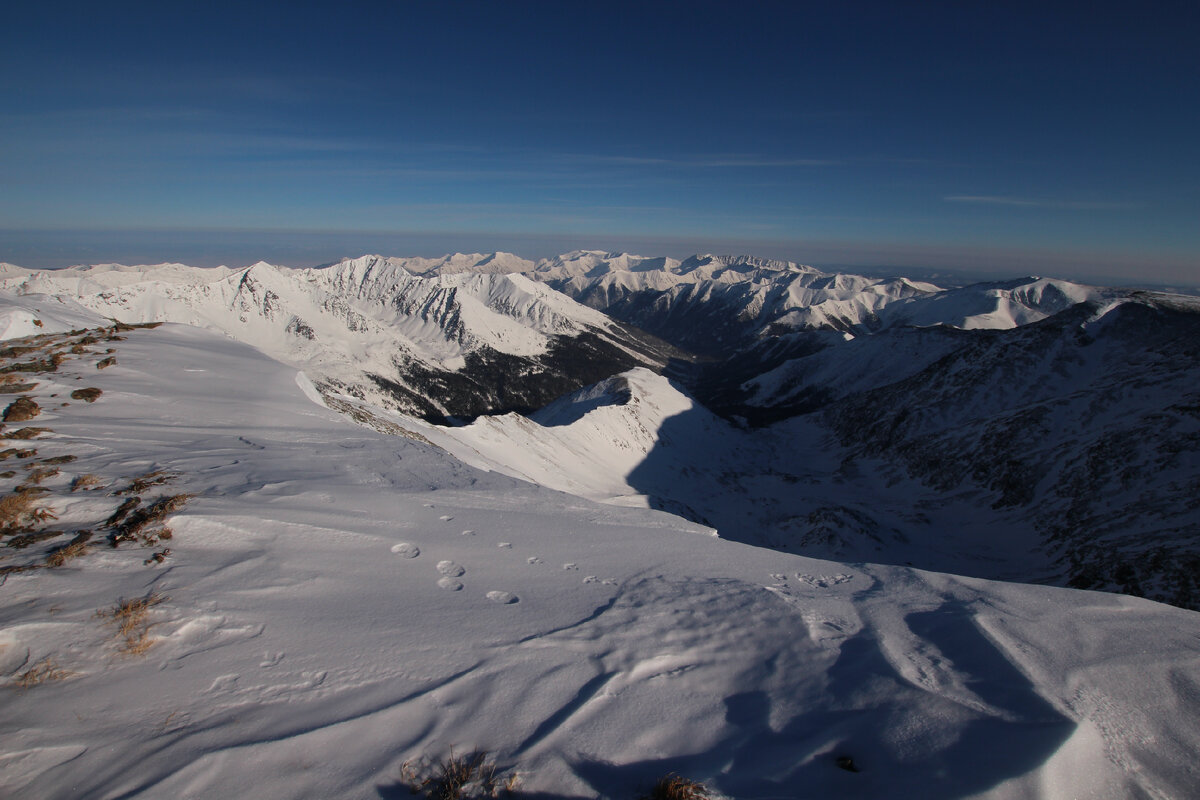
[1,297,1199,799]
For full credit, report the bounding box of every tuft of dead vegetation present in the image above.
[143,547,170,566]
[98,591,166,655]
[0,486,57,534]
[0,345,40,360]
[71,473,105,492]
[15,657,71,689]
[40,455,76,465]
[5,529,61,549]
[70,388,102,403]
[19,466,61,486]
[109,321,162,331]
[105,496,140,526]
[96,356,117,369]
[400,750,517,800]
[638,774,711,800]
[115,470,178,496]
[45,530,93,567]
[4,427,50,440]
[109,494,190,547]
[0,563,43,578]
[0,352,64,374]
[3,396,41,422]
[0,382,39,394]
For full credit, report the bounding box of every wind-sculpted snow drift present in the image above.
[1,293,1199,800]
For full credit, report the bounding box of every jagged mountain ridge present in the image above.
[0,256,685,421]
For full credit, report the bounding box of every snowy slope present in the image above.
[2,312,1199,800]
[400,368,747,512]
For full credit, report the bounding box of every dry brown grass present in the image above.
[0,563,42,578]
[98,591,165,655]
[0,486,56,534]
[15,657,71,688]
[105,496,140,526]
[0,345,41,360]
[3,396,41,422]
[115,470,178,496]
[5,529,61,549]
[45,530,93,567]
[40,455,76,465]
[4,427,50,439]
[109,493,190,547]
[639,774,711,800]
[400,750,516,800]
[0,382,39,394]
[96,356,117,369]
[143,547,171,566]
[70,388,102,403]
[20,466,61,486]
[71,473,105,492]
[0,352,64,374]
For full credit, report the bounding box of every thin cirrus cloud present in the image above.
[944,195,1141,211]
[552,152,840,168]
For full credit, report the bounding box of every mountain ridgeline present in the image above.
[3,252,1197,608]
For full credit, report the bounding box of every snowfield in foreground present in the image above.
[1,295,1199,799]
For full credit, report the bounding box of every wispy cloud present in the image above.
[552,153,840,168]
[944,195,1140,210]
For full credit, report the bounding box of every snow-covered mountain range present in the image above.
[2,252,1197,611]
[2,252,1199,798]
[0,257,683,421]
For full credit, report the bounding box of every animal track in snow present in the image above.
[497,542,512,549]
[437,560,465,577]
[461,529,474,536]
[438,577,464,591]
[562,563,578,571]
[259,651,284,668]
[486,591,518,605]
[527,556,544,565]
[207,674,240,694]
[439,515,453,521]
[390,542,420,558]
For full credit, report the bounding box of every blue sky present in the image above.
[2,1,1197,284]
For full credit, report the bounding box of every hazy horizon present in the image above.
[2,226,1196,293]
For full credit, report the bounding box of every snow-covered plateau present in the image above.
[1,255,1199,799]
